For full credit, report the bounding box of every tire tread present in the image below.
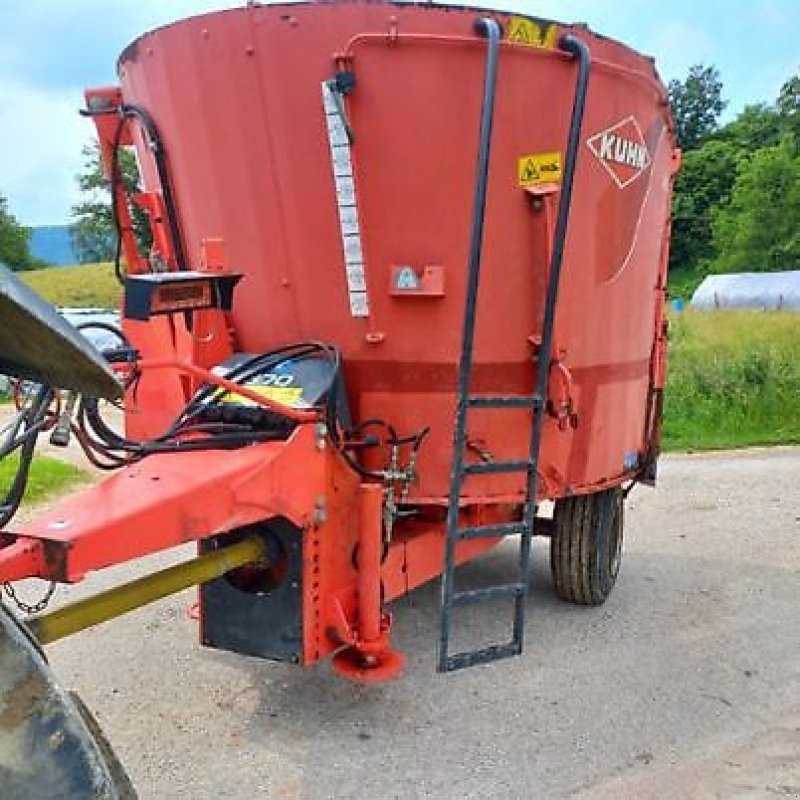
[550,488,623,606]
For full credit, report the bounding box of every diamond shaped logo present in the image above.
[586,116,652,189]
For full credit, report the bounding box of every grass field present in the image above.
[0,454,89,505]
[663,310,800,450]
[20,262,120,308]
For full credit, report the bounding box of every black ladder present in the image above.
[437,21,591,673]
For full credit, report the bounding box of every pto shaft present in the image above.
[28,536,266,645]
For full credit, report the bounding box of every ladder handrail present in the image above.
[438,16,502,674]
[533,34,591,428]
[511,33,592,657]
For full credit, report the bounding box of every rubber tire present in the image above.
[71,692,137,799]
[550,487,624,605]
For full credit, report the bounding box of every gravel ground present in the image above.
[12,447,800,799]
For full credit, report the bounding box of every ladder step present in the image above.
[456,521,529,540]
[463,460,530,476]
[467,395,542,410]
[451,583,525,608]
[444,641,522,672]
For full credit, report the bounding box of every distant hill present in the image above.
[29,225,77,266]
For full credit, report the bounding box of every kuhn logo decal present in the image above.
[586,116,652,189]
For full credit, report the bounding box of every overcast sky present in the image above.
[0,0,797,226]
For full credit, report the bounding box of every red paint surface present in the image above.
[115,2,677,501]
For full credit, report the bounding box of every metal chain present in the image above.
[3,580,56,615]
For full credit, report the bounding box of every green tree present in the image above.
[0,194,36,271]
[70,140,151,265]
[668,73,796,275]
[777,74,800,145]
[713,103,784,152]
[668,65,727,151]
[712,138,800,273]
[670,139,739,271]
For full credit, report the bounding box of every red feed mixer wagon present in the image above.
[0,1,678,692]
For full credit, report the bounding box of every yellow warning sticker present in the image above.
[507,16,558,49]
[220,386,305,407]
[517,152,563,187]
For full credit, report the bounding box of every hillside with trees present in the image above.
[669,66,800,296]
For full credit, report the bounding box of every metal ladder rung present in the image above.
[467,395,542,410]
[457,521,528,540]
[463,460,530,476]
[451,583,525,608]
[445,641,522,672]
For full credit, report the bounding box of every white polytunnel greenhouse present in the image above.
[690,271,800,311]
